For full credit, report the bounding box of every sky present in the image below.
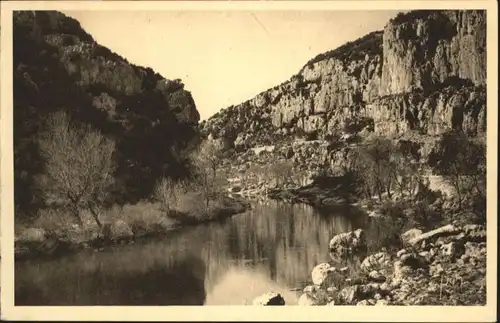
[63,10,401,120]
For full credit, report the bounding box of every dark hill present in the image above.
[13,11,201,213]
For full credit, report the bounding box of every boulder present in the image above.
[360,252,392,272]
[252,292,285,305]
[368,270,387,283]
[356,300,372,306]
[375,299,389,306]
[297,293,319,306]
[311,263,336,285]
[329,229,366,254]
[396,249,408,258]
[379,282,392,293]
[401,228,423,244]
[408,224,460,246]
[338,285,360,304]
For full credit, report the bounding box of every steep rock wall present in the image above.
[201,10,487,148]
[380,10,486,96]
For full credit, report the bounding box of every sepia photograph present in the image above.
[0,0,497,321]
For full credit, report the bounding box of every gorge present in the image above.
[12,9,488,307]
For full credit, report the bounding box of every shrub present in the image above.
[154,177,190,213]
[352,136,423,202]
[266,161,294,187]
[105,202,178,236]
[300,30,383,70]
[428,131,486,206]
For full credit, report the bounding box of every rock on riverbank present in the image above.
[297,223,486,306]
[252,223,486,306]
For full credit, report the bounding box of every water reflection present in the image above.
[15,201,366,305]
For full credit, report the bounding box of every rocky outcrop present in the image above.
[297,222,486,306]
[201,10,486,151]
[380,10,486,96]
[201,31,384,144]
[368,85,486,136]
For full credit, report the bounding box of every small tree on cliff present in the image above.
[37,111,116,227]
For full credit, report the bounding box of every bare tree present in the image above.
[354,138,393,201]
[154,177,189,213]
[190,139,224,207]
[353,137,424,201]
[37,111,116,227]
[389,151,422,198]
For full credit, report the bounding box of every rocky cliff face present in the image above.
[201,10,486,149]
[380,10,486,96]
[14,11,201,210]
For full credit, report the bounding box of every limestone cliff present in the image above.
[201,10,486,149]
[380,10,486,96]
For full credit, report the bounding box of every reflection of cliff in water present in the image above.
[15,201,365,305]
[201,201,366,296]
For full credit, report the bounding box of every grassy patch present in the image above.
[15,193,249,260]
[166,192,248,225]
[104,202,180,238]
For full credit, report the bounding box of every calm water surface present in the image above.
[15,201,367,305]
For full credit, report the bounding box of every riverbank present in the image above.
[14,196,250,261]
[294,222,487,306]
[251,192,487,306]
[226,171,360,207]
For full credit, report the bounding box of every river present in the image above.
[15,201,368,305]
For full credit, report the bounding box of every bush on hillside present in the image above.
[428,131,486,207]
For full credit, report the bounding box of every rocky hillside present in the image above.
[14,11,200,212]
[201,10,486,150]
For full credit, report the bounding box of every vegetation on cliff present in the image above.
[302,30,383,70]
